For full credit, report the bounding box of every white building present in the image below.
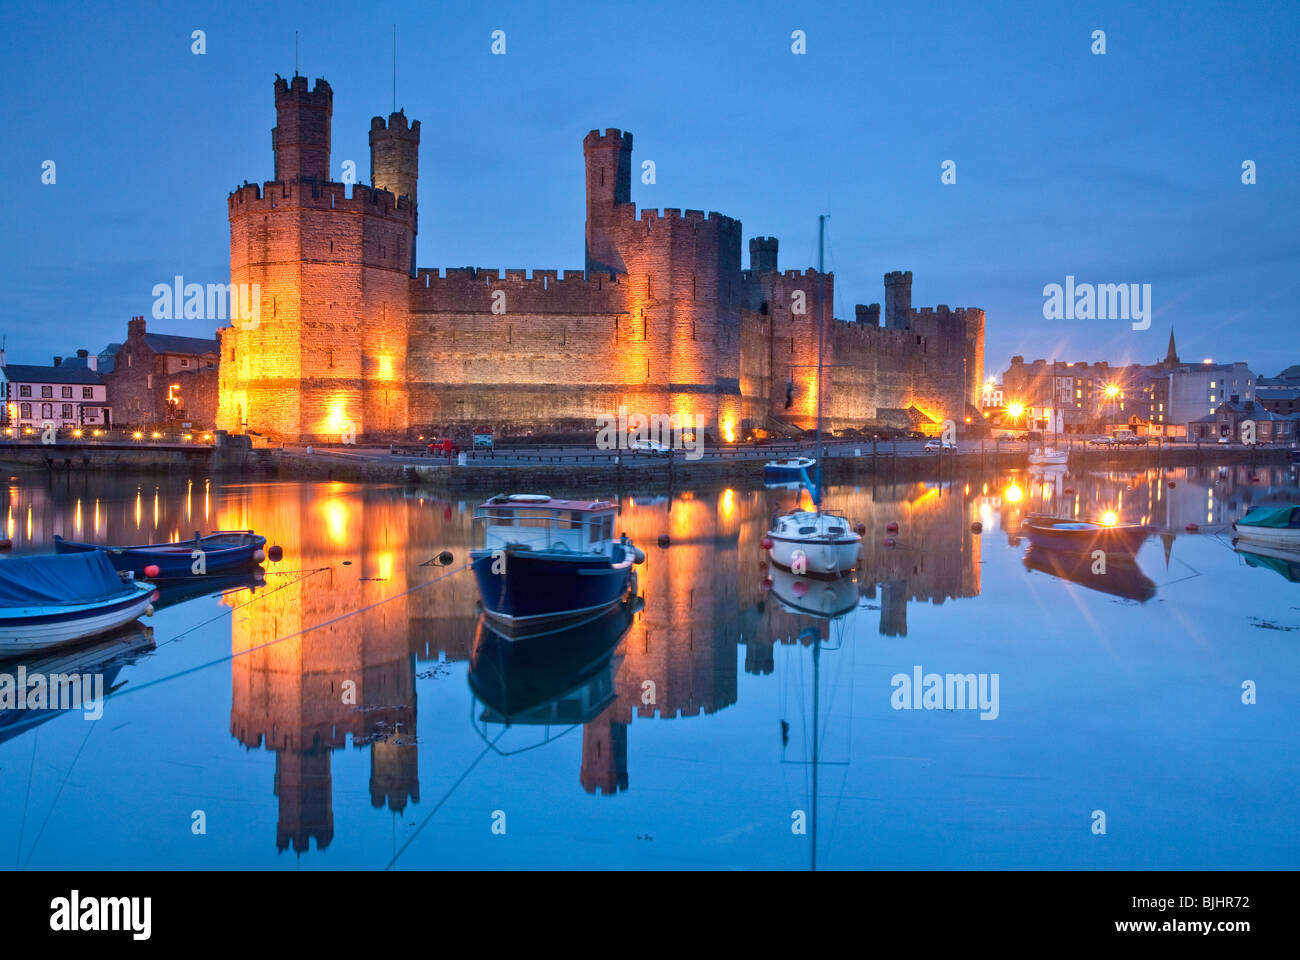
[1,356,110,434]
[1168,361,1254,432]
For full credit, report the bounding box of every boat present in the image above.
[764,456,817,483]
[767,510,861,576]
[1023,544,1156,602]
[1234,541,1300,583]
[764,215,862,578]
[469,494,644,636]
[1232,505,1300,550]
[1027,447,1069,466]
[1020,513,1149,554]
[0,622,155,746]
[768,565,858,618]
[54,530,267,579]
[0,552,156,656]
[469,596,639,727]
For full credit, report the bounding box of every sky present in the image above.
[1,0,1297,379]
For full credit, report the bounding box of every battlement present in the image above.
[632,207,741,231]
[228,180,415,221]
[912,305,983,319]
[370,111,420,139]
[584,127,629,148]
[884,270,913,283]
[274,74,332,105]
[411,265,628,313]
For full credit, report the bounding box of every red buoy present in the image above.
[267,545,284,562]
[886,521,899,533]
[791,581,809,598]
[657,534,671,547]
[1168,481,1176,488]
[970,521,983,533]
[761,577,774,591]
[1185,522,1199,533]
[144,563,161,579]
[760,536,774,550]
[1064,487,1075,494]
[884,536,897,547]
[0,538,10,551]
[854,522,866,535]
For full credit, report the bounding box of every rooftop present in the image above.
[1,363,103,385]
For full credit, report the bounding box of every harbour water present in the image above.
[1,463,1297,869]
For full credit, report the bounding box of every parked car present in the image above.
[924,439,956,452]
[1088,436,1113,446]
[1217,435,1230,444]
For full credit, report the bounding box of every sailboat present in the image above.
[1028,404,1068,465]
[764,215,862,577]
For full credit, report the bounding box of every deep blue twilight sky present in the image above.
[1,0,1296,378]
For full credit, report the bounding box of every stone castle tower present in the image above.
[218,75,983,443]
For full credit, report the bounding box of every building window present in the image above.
[41,386,52,398]
[62,386,72,398]
[19,385,30,397]
[181,359,189,366]
[41,403,52,418]
[83,387,93,399]
[19,403,30,418]
[61,404,72,419]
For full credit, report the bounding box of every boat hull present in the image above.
[0,584,155,657]
[1233,526,1300,550]
[1021,517,1148,555]
[54,533,267,578]
[763,458,816,483]
[768,536,860,576]
[470,547,634,636]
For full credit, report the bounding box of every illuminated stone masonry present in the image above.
[218,75,984,443]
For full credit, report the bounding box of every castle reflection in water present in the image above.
[3,460,1293,854]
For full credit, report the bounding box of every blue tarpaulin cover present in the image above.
[0,551,133,606]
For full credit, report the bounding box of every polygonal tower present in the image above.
[219,74,415,442]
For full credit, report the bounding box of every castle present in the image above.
[217,75,984,442]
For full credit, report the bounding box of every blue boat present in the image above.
[0,552,156,656]
[53,530,267,579]
[469,495,644,636]
[764,456,817,485]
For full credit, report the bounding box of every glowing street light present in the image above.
[1006,402,1025,420]
[1104,384,1121,399]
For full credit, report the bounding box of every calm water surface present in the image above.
[1,463,1297,869]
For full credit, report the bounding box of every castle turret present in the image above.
[371,111,421,276]
[749,236,778,274]
[583,128,633,275]
[884,270,912,330]
[273,75,333,183]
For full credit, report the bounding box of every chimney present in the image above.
[76,349,88,358]
[53,356,62,367]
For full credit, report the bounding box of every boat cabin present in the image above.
[474,495,618,555]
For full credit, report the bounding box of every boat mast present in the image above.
[815,214,826,502]
[811,624,821,871]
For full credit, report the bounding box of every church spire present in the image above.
[1164,329,1179,367]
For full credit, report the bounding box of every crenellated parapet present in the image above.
[411,266,630,314]
[227,180,415,225]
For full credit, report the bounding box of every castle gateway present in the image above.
[217,75,984,443]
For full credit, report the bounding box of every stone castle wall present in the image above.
[218,77,983,443]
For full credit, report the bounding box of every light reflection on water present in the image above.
[1,462,1298,869]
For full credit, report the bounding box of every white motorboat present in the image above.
[766,509,861,576]
[768,565,858,618]
[764,456,817,483]
[0,552,156,657]
[1233,505,1300,550]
